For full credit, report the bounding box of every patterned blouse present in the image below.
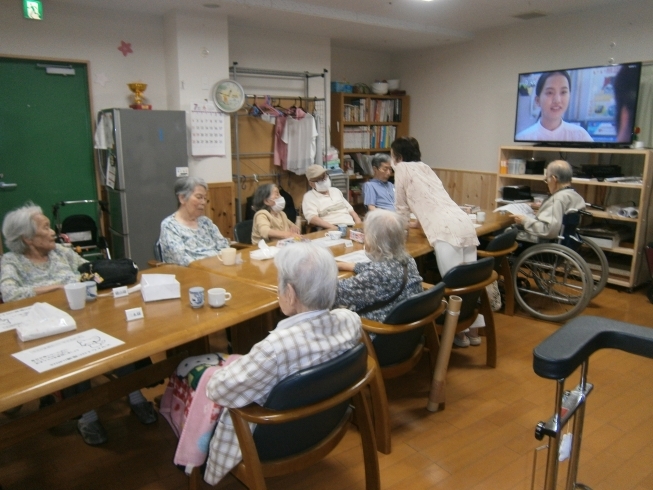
[0,244,87,302]
[336,257,423,322]
[394,160,478,249]
[159,214,230,266]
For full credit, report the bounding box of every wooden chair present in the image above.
[359,283,447,454]
[189,343,380,490]
[477,227,519,316]
[147,239,165,268]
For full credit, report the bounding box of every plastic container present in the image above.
[331,82,353,93]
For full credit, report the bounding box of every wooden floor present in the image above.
[2,284,653,490]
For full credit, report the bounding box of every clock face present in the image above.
[212,79,245,113]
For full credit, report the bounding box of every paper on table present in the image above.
[334,250,371,264]
[16,303,77,342]
[312,237,348,247]
[12,328,124,373]
[0,306,32,333]
[494,202,535,216]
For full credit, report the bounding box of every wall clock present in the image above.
[212,79,245,113]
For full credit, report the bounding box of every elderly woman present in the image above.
[1,203,157,446]
[159,176,230,266]
[336,210,423,322]
[251,183,301,243]
[202,243,362,485]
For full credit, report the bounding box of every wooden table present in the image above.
[0,265,278,449]
[190,212,514,288]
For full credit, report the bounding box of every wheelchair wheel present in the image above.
[513,243,593,322]
[575,236,609,299]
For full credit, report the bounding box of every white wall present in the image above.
[331,46,398,88]
[395,0,653,172]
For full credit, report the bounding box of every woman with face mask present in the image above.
[251,184,302,243]
[301,165,362,230]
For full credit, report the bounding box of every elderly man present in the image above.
[202,242,362,485]
[301,164,362,230]
[513,160,586,239]
[363,153,395,211]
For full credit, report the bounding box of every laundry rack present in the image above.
[230,62,329,221]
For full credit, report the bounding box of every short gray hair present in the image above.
[2,202,43,254]
[252,184,275,213]
[174,176,208,206]
[363,209,410,263]
[547,160,573,184]
[371,153,391,169]
[275,242,337,310]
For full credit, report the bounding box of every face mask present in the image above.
[315,177,331,192]
[272,196,285,212]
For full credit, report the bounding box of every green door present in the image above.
[0,57,98,249]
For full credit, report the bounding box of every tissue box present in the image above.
[141,274,180,302]
[349,229,365,244]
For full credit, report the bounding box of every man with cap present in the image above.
[302,164,362,230]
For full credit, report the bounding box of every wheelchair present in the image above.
[511,210,609,323]
[52,200,110,261]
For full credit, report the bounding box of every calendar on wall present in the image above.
[190,100,226,156]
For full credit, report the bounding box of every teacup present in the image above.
[64,283,87,310]
[208,287,232,308]
[325,230,342,240]
[218,247,237,266]
[83,280,98,301]
[189,286,205,308]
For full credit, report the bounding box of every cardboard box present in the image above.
[140,274,180,302]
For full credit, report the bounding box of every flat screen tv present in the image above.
[514,62,642,147]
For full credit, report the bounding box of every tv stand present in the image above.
[497,145,653,289]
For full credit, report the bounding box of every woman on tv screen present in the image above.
[515,71,593,143]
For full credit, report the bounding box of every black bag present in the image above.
[78,258,139,290]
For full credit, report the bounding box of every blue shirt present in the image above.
[363,179,395,211]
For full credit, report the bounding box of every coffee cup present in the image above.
[218,247,237,266]
[476,211,486,223]
[64,283,87,310]
[189,286,205,308]
[325,230,342,240]
[208,287,232,308]
[337,224,348,236]
[83,280,98,301]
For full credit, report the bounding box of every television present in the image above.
[514,62,642,147]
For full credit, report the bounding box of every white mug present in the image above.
[325,230,342,240]
[208,287,232,308]
[476,211,486,223]
[189,286,205,308]
[64,283,87,310]
[218,247,237,266]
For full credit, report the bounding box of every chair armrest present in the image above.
[445,271,497,295]
[147,259,165,268]
[360,299,446,334]
[477,243,518,258]
[230,242,251,250]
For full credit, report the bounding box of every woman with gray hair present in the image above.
[0,202,157,445]
[335,209,423,322]
[1,202,87,301]
[159,176,230,266]
[202,242,362,485]
[250,183,301,243]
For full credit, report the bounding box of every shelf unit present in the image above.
[496,146,653,289]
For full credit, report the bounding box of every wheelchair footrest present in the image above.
[535,383,593,440]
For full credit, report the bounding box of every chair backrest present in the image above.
[484,227,519,270]
[253,343,367,461]
[234,219,254,244]
[153,240,163,262]
[371,282,446,367]
[442,257,495,322]
[559,211,582,252]
[61,214,97,246]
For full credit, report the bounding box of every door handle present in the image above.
[0,182,17,189]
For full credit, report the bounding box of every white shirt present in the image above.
[282,113,318,176]
[516,120,593,142]
[302,187,355,226]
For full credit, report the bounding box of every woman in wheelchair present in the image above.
[512,160,585,239]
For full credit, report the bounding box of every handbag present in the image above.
[78,258,139,290]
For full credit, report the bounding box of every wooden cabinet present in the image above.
[330,93,410,164]
[496,146,653,289]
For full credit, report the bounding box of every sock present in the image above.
[79,410,99,425]
[128,390,147,406]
